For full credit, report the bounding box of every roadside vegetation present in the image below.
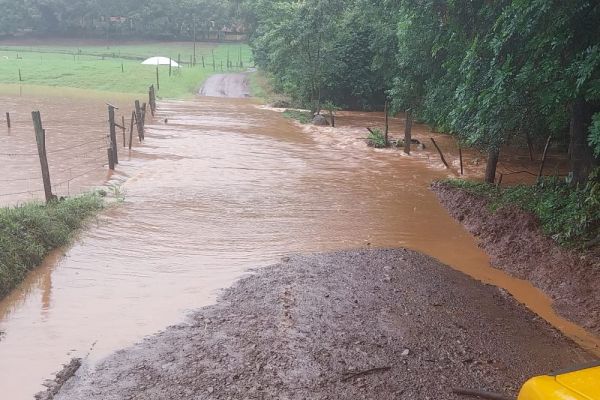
[240,1,599,185]
[0,193,103,299]
[0,43,252,98]
[443,172,600,248]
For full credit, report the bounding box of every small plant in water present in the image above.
[367,128,388,148]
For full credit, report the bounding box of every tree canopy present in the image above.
[0,0,240,40]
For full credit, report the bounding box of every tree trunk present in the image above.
[484,149,500,184]
[569,97,596,185]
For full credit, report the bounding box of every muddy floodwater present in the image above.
[0,88,598,399]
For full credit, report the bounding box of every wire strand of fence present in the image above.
[0,176,42,182]
[0,188,44,197]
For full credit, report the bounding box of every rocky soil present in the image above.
[43,249,593,400]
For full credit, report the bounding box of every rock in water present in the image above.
[312,114,330,126]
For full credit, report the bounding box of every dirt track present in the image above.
[43,249,593,400]
[199,73,250,98]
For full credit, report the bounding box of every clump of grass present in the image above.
[283,109,313,124]
[367,128,388,148]
[442,173,600,247]
[0,193,103,299]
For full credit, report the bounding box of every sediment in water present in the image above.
[431,181,600,337]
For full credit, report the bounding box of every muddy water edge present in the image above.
[0,89,598,399]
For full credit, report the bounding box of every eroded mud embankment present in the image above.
[432,182,600,336]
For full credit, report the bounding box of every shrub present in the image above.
[367,128,388,148]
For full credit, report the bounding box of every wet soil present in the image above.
[44,249,593,400]
[432,182,600,336]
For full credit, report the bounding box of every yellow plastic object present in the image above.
[518,365,600,400]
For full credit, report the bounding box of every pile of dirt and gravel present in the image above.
[42,249,592,400]
[432,182,600,336]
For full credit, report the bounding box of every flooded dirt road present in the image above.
[0,86,598,398]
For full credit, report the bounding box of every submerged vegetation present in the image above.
[367,128,387,149]
[282,110,312,124]
[444,172,600,248]
[0,193,103,299]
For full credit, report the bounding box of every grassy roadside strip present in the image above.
[0,193,104,299]
[441,174,600,248]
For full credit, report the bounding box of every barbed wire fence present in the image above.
[0,85,156,204]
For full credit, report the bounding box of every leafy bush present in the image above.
[443,174,600,247]
[588,112,600,157]
[367,128,388,148]
[0,193,103,298]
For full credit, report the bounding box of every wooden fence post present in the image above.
[122,115,126,147]
[202,55,205,68]
[156,64,160,91]
[169,59,172,77]
[108,104,118,165]
[135,100,144,142]
[31,111,54,202]
[149,85,156,116]
[107,148,115,170]
[129,111,135,150]
[6,112,10,129]
[19,69,22,82]
[537,135,552,182]
[459,144,464,175]
[141,103,147,126]
[384,101,389,147]
[404,109,413,155]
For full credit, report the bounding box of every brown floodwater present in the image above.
[0,89,598,399]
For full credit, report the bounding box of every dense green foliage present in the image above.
[0,193,103,299]
[0,0,243,40]
[242,0,599,182]
[0,43,252,97]
[445,174,600,247]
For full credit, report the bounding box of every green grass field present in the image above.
[0,42,253,98]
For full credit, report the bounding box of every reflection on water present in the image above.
[0,94,597,399]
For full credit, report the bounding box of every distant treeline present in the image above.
[241,0,600,183]
[0,0,245,41]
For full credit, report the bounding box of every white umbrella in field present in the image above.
[141,57,180,67]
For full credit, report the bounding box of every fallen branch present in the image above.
[430,138,450,168]
[341,366,391,382]
[452,387,512,400]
